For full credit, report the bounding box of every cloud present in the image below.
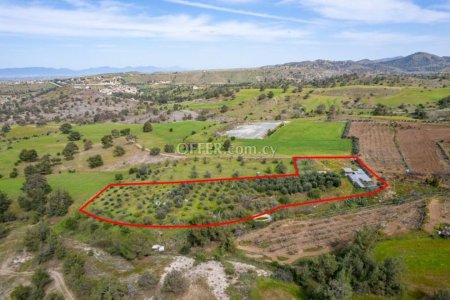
[338,31,435,44]
[286,0,450,23]
[167,0,315,24]
[0,2,309,41]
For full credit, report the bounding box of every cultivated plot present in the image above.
[80,156,388,228]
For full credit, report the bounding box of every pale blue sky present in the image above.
[0,0,449,69]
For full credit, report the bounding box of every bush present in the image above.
[19,149,38,162]
[113,146,125,157]
[164,144,175,153]
[67,131,81,141]
[163,270,188,294]
[87,155,103,168]
[101,135,113,148]
[10,285,32,300]
[143,121,153,132]
[47,189,73,217]
[150,147,160,156]
[137,271,159,290]
[59,123,72,134]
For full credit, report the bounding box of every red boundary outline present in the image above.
[79,156,389,229]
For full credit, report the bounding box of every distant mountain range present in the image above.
[0,52,449,81]
[0,66,183,80]
[274,52,450,73]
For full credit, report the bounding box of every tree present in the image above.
[45,292,65,300]
[120,128,131,136]
[143,121,153,132]
[437,95,450,108]
[220,105,229,113]
[113,146,125,157]
[1,123,11,134]
[87,155,103,168]
[101,135,113,148]
[149,147,160,156]
[0,191,11,215]
[67,131,81,141]
[267,91,275,99]
[163,270,188,294]
[373,104,390,116]
[10,285,32,300]
[47,190,73,216]
[19,149,38,162]
[23,174,52,197]
[414,104,427,119]
[111,129,120,138]
[32,267,52,292]
[315,104,326,114]
[93,278,127,299]
[275,162,287,174]
[328,105,337,120]
[164,144,175,153]
[62,142,79,160]
[222,139,231,151]
[59,123,72,134]
[258,93,266,101]
[115,174,123,181]
[137,271,158,290]
[84,140,93,151]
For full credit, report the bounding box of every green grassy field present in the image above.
[373,232,450,296]
[235,119,351,155]
[249,277,304,300]
[185,88,286,110]
[367,87,450,107]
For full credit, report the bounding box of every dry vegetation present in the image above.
[237,200,425,263]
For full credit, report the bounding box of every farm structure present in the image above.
[344,168,376,189]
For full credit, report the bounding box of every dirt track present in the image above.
[0,256,74,300]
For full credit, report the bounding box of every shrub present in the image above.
[19,149,38,162]
[113,146,125,157]
[163,270,188,294]
[137,271,158,290]
[67,131,81,141]
[101,135,113,148]
[143,121,153,132]
[150,147,160,156]
[87,155,103,168]
[164,144,175,153]
[59,123,72,134]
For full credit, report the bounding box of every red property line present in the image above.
[79,156,389,229]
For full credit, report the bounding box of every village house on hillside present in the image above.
[344,167,376,189]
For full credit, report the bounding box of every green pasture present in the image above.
[373,232,450,295]
[366,87,450,107]
[235,119,351,155]
[185,88,286,110]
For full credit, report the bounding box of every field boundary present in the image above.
[79,156,389,229]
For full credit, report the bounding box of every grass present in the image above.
[235,119,352,155]
[372,232,450,295]
[366,87,450,107]
[185,88,286,110]
[249,277,305,300]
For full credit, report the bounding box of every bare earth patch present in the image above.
[237,200,425,264]
[424,198,450,233]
